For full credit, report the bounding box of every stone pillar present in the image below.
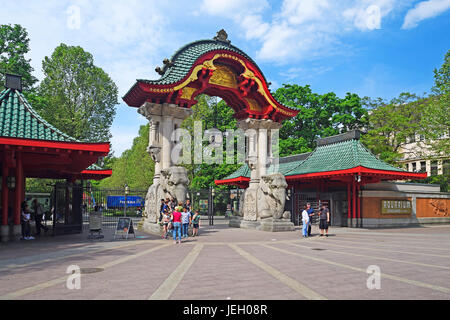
[161,115,173,170]
[137,102,192,235]
[231,118,293,231]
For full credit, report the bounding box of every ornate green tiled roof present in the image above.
[220,133,406,180]
[0,88,78,142]
[285,139,405,176]
[138,39,268,86]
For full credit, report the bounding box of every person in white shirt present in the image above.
[301,205,310,238]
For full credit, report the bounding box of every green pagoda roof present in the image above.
[137,39,268,86]
[218,130,408,182]
[0,88,78,142]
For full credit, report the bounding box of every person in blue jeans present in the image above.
[181,207,191,238]
[171,209,182,244]
[301,205,310,238]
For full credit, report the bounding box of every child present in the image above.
[181,207,191,238]
[191,210,201,237]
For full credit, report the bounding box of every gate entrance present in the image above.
[292,192,331,227]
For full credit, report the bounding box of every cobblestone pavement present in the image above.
[1,222,450,300]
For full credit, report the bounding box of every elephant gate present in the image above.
[123,30,299,233]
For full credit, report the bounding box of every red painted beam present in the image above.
[0,137,110,154]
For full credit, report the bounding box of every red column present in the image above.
[2,160,8,226]
[13,152,23,226]
[356,183,360,227]
[352,178,356,227]
[347,182,351,220]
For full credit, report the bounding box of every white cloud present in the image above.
[402,0,450,29]
[201,0,403,63]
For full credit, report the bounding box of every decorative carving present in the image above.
[159,166,190,203]
[155,66,164,75]
[214,29,231,44]
[147,145,161,162]
[245,98,261,112]
[242,188,257,221]
[180,87,197,100]
[257,173,288,220]
[430,199,448,216]
[209,65,238,88]
[144,183,161,223]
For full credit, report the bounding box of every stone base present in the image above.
[1,225,9,242]
[12,225,22,241]
[229,216,294,232]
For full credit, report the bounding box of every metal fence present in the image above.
[82,187,147,229]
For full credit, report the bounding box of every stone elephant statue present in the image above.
[159,166,190,204]
[257,173,288,220]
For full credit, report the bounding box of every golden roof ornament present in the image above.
[214,29,230,44]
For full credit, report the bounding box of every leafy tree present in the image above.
[37,44,118,142]
[0,24,37,91]
[273,84,368,156]
[421,50,450,156]
[361,93,427,164]
[96,124,154,190]
[181,95,240,190]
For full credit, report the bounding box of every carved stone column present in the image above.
[231,118,294,231]
[137,102,192,234]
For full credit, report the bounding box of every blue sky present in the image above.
[1,0,449,156]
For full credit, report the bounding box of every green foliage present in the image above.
[273,84,368,156]
[361,93,427,164]
[0,24,37,91]
[421,50,450,156]
[96,124,154,190]
[37,44,118,142]
[409,175,449,192]
[181,95,240,189]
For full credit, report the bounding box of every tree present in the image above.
[0,24,37,91]
[273,84,368,156]
[181,95,240,189]
[97,124,154,190]
[421,50,450,156]
[361,93,427,164]
[38,44,118,142]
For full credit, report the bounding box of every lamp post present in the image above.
[210,187,215,226]
[124,184,129,217]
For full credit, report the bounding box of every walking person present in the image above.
[185,199,192,218]
[159,199,165,223]
[161,204,171,239]
[191,210,201,237]
[171,205,182,244]
[21,201,34,240]
[301,205,310,238]
[181,206,191,238]
[32,199,49,236]
[319,204,331,237]
[306,203,315,237]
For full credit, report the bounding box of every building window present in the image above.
[444,160,450,176]
[431,161,438,176]
[420,161,426,173]
[409,134,416,143]
[419,134,425,141]
[412,162,416,172]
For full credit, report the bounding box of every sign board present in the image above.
[89,211,102,230]
[114,217,136,239]
[381,200,412,214]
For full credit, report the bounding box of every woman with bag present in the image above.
[171,207,182,244]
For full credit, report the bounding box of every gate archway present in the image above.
[123,30,299,232]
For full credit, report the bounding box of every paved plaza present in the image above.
[1,221,450,300]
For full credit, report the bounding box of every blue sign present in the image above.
[107,196,144,208]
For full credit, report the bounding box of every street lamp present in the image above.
[124,184,130,217]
